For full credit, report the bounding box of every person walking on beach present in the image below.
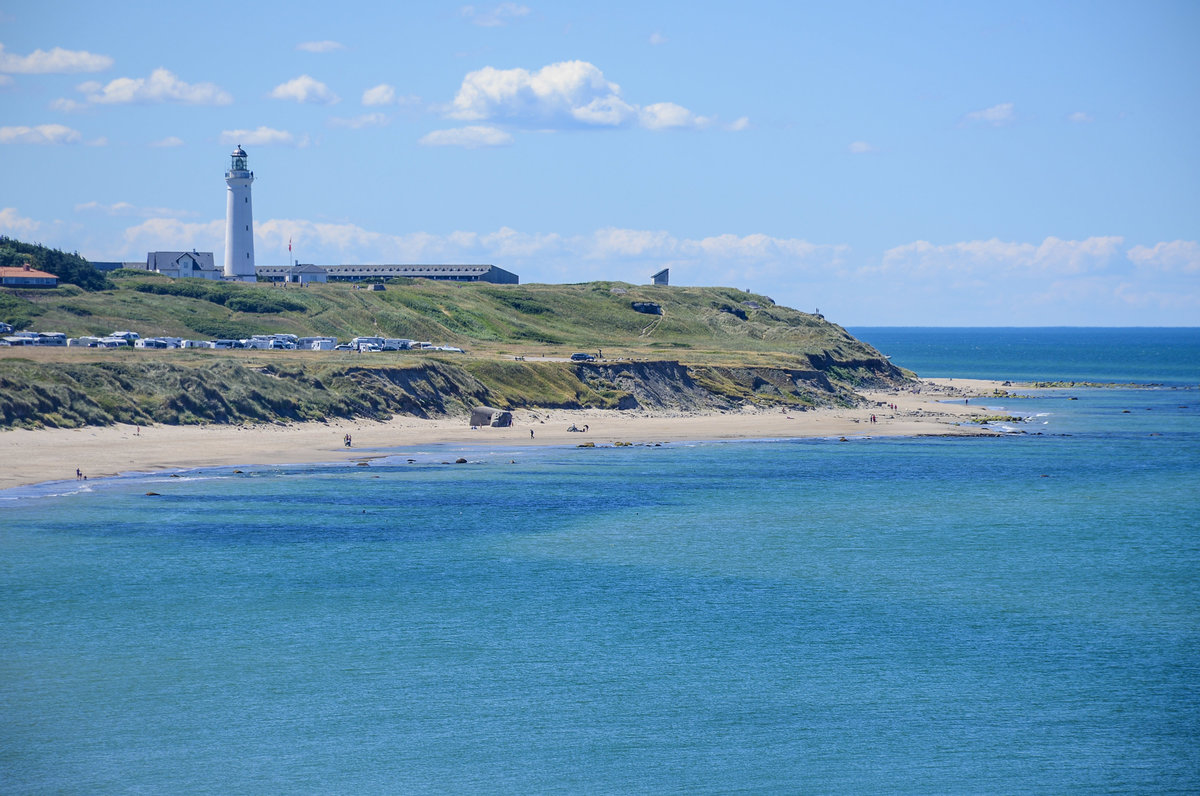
[530,429,535,439]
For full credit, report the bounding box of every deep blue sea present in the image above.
[3,329,1199,794]
[848,326,1200,386]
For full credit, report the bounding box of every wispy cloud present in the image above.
[1127,240,1200,273]
[0,44,112,74]
[296,40,344,53]
[219,127,302,147]
[419,125,514,148]
[1067,110,1094,124]
[120,218,225,256]
[0,123,82,144]
[75,201,194,218]
[962,102,1015,126]
[848,141,876,154]
[151,136,184,147]
[270,75,339,104]
[648,32,668,45]
[0,207,41,236]
[70,68,232,105]
[878,236,1125,277]
[362,83,397,107]
[329,113,389,129]
[640,102,713,130]
[459,3,530,27]
[361,84,419,108]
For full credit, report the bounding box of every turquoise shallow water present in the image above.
[2,334,1199,793]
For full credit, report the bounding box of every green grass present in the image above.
[3,275,878,363]
[1,275,909,428]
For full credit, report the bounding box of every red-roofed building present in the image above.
[0,264,59,288]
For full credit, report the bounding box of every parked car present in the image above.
[570,352,596,362]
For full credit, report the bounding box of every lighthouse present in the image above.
[223,145,255,280]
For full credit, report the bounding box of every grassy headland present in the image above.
[2,262,909,428]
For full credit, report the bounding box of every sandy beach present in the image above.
[0,378,1010,491]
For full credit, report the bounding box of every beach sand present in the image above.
[1,378,1010,490]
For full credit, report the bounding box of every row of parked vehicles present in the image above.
[0,325,465,354]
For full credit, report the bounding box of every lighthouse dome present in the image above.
[231,145,247,158]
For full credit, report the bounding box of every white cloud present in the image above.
[447,60,714,131]
[75,201,193,218]
[121,218,224,255]
[362,83,396,106]
[878,236,1125,276]
[640,102,712,130]
[0,123,82,144]
[0,44,113,74]
[649,32,668,45]
[962,102,1015,126]
[296,40,344,53]
[219,127,297,146]
[329,113,389,129]
[1068,111,1094,124]
[270,75,339,104]
[73,68,231,105]
[846,236,1200,324]
[1127,240,1200,273]
[848,140,876,154]
[459,3,530,27]
[152,136,184,147]
[86,136,107,147]
[0,207,41,236]
[238,221,845,290]
[727,116,750,132]
[0,74,11,86]
[49,97,86,112]
[419,125,514,148]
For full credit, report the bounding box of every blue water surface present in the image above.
[2,334,1199,794]
[849,326,1200,385]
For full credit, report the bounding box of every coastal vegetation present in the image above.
[0,240,908,429]
[0,236,110,291]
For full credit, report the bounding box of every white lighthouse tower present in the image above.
[223,145,255,280]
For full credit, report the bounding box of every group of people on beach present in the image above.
[343,434,352,447]
[74,468,86,481]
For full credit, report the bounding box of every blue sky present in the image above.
[1,0,1197,325]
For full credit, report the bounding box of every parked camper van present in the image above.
[350,336,385,352]
[298,336,337,351]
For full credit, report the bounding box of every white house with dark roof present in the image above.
[146,251,222,280]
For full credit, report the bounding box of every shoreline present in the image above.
[4,378,1009,491]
